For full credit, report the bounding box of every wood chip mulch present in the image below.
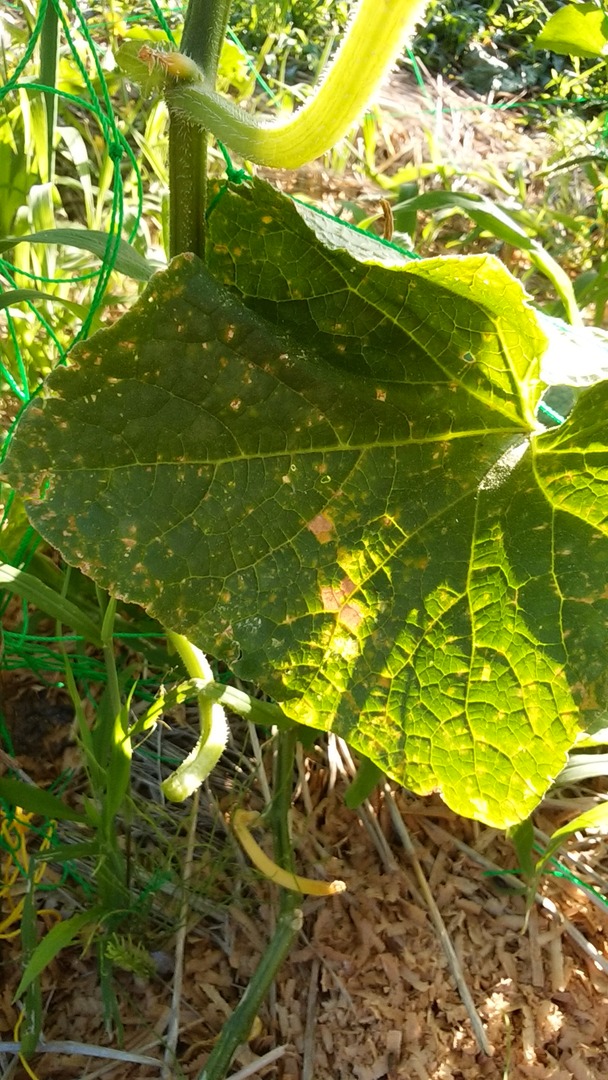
[2,753,608,1080]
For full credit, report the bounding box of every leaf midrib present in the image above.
[47,425,529,475]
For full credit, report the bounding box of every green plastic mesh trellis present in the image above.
[0,1,141,597]
[0,3,186,754]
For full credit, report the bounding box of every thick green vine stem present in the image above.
[162,632,229,801]
[168,0,430,168]
[168,0,233,257]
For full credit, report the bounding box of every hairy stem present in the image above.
[169,0,429,168]
[169,0,232,257]
[182,0,232,80]
[168,118,207,258]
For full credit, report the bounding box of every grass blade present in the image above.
[39,0,59,183]
[0,287,86,318]
[0,777,87,823]
[0,229,157,281]
[0,564,102,646]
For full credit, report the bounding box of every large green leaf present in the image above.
[4,179,606,827]
[535,4,608,59]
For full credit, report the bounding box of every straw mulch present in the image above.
[1,720,608,1080]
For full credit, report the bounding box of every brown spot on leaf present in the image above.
[338,603,363,632]
[321,577,358,615]
[578,684,601,710]
[321,580,363,631]
[307,513,335,544]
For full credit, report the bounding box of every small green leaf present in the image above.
[0,228,157,282]
[0,778,86,823]
[344,756,385,809]
[39,840,99,862]
[393,190,534,249]
[0,563,102,646]
[389,189,579,320]
[507,817,535,881]
[535,5,608,59]
[14,908,102,1001]
[536,801,608,879]
[555,753,608,785]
